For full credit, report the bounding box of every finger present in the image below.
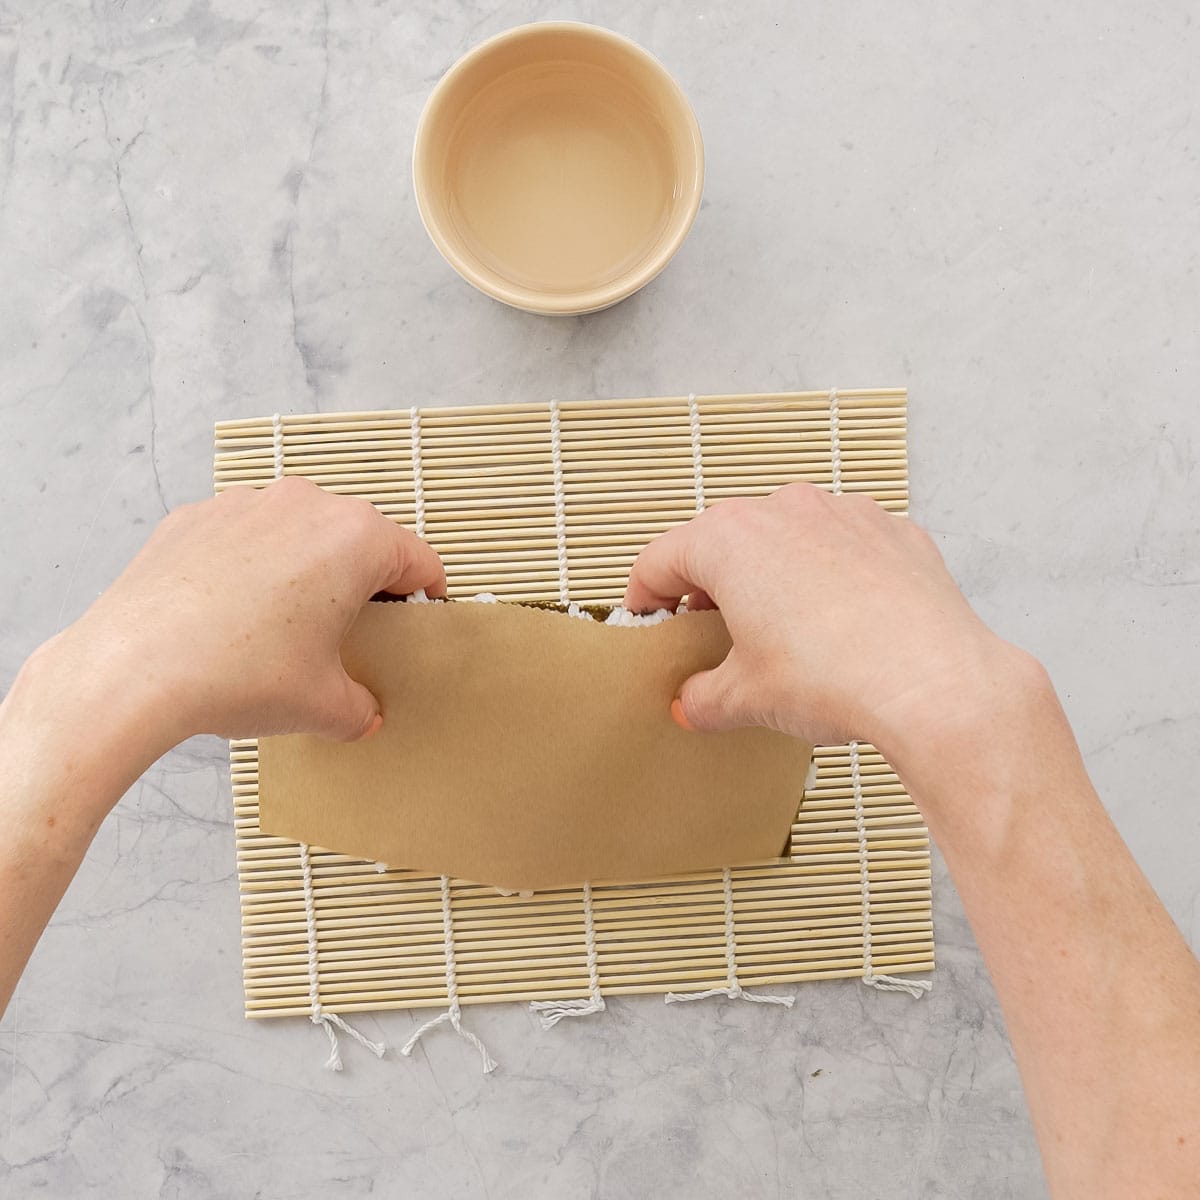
[623,523,710,613]
[673,655,756,734]
[685,587,717,612]
[373,522,448,599]
[309,668,384,743]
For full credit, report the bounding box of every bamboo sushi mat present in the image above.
[213,390,933,1024]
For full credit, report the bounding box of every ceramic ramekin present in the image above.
[413,22,704,315]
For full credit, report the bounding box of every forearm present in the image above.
[0,631,170,1014]
[886,652,1200,1198]
[0,482,446,1015]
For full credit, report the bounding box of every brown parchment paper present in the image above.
[258,601,812,891]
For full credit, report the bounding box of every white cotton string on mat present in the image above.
[400,875,497,1073]
[673,392,705,617]
[409,404,426,539]
[827,387,841,495]
[271,414,388,1068]
[850,743,932,998]
[272,411,285,478]
[678,399,791,1006]
[686,392,705,514]
[299,844,386,1069]
[548,399,570,606]
[399,410,496,1072]
[530,881,607,1028]
[526,415,607,1028]
[665,867,794,1007]
[827,389,930,1000]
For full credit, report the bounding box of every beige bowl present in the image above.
[413,22,704,315]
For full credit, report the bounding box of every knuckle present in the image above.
[845,492,882,516]
[344,496,384,534]
[703,496,776,553]
[777,481,820,506]
[274,474,318,498]
[768,482,824,515]
[705,496,753,531]
[697,503,744,553]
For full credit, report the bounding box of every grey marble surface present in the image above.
[1,1,1197,1196]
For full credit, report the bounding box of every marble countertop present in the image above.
[2,2,1197,1196]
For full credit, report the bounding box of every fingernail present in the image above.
[362,713,384,740]
[670,697,695,732]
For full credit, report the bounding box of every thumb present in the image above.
[674,656,755,733]
[311,668,384,743]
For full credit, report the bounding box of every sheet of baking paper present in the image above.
[258,602,812,891]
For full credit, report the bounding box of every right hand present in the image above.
[623,482,1027,753]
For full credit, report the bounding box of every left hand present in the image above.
[47,477,445,748]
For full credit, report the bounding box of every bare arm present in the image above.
[0,478,445,1014]
[625,483,1200,1199]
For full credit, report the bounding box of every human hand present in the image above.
[51,477,444,749]
[623,482,1025,756]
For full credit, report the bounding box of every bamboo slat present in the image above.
[213,390,932,1018]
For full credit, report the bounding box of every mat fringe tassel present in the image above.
[665,867,795,1007]
[298,841,386,1069]
[828,390,929,1000]
[531,881,607,1028]
[400,876,497,1072]
[273,415,388,1069]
